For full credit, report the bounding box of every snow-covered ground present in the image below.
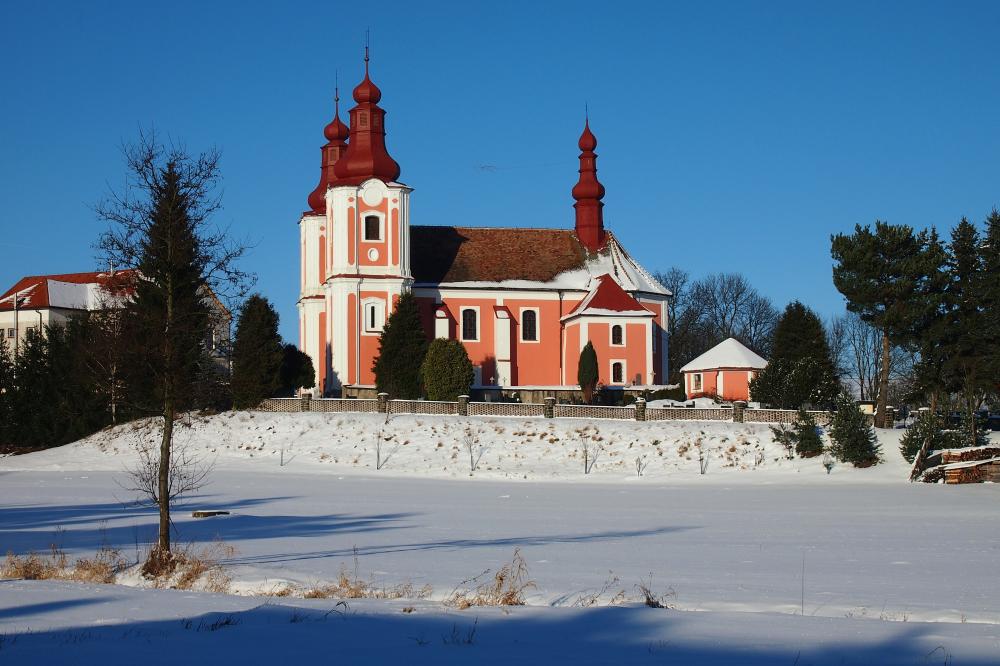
[1,412,998,664]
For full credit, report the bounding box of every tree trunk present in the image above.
[157,400,173,554]
[875,329,891,428]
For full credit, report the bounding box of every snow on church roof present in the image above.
[680,338,768,373]
[410,227,669,296]
[562,274,654,319]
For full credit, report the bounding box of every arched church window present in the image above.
[611,324,623,345]
[364,215,381,241]
[612,362,624,384]
[521,310,537,342]
[462,309,478,341]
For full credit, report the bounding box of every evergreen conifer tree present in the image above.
[231,295,283,408]
[831,222,933,426]
[578,341,599,403]
[940,219,991,446]
[0,336,11,449]
[372,293,428,399]
[982,210,1000,390]
[421,338,474,401]
[829,393,881,467]
[98,134,249,567]
[751,301,839,409]
[792,409,824,458]
[910,228,951,411]
[899,411,959,463]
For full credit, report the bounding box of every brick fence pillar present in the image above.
[301,394,312,412]
[635,397,646,422]
[458,395,469,417]
[544,397,555,419]
[733,401,746,423]
[377,392,389,414]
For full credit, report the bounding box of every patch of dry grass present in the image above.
[445,548,535,609]
[3,544,127,584]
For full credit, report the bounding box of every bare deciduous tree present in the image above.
[833,312,911,403]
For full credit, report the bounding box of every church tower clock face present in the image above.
[367,248,379,261]
[361,182,384,207]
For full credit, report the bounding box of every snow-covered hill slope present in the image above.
[1,410,915,483]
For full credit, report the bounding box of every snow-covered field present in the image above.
[1,412,998,664]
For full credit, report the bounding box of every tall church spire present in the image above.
[307,84,350,214]
[572,117,606,252]
[332,47,401,186]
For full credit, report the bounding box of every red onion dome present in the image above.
[353,72,382,104]
[578,120,597,151]
[324,112,349,142]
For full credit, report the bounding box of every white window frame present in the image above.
[610,359,626,385]
[691,372,703,392]
[519,307,540,343]
[362,298,385,335]
[610,323,625,346]
[361,212,385,243]
[460,306,480,342]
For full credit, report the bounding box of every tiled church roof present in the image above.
[410,227,588,284]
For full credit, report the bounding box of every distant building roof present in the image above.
[680,338,768,373]
[0,271,135,312]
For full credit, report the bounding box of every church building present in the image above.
[298,53,670,397]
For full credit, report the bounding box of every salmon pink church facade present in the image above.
[298,55,671,397]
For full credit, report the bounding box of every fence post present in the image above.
[733,401,746,423]
[377,392,389,414]
[635,397,646,422]
[544,397,555,419]
[301,394,311,412]
[458,395,469,417]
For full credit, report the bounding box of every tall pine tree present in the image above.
[231,295,283,408]
[941,219,990,445]
[831,222,931,427]
[372,293,428,399]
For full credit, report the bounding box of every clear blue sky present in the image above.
[2,1,998,343]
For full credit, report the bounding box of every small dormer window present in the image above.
[364,215,381,241]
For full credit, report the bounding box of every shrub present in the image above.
[793,409,824,458]
[829,394,881,467]
[578,342,598,403]
[421,338,474,401]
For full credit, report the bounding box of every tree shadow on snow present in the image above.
[228,525,695,566]
[0,592,990,666]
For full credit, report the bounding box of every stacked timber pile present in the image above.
[916,446,1000,484]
